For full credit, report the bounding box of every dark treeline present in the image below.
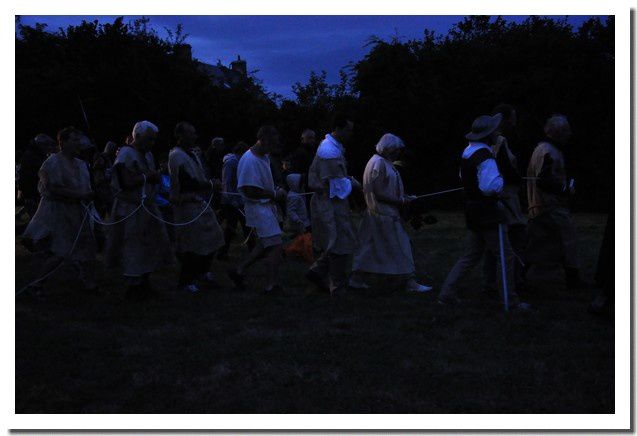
[15,15,614,211]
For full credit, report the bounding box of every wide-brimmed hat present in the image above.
[465,113,503,141]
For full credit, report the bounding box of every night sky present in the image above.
[18,15,597,98]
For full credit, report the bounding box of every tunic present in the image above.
[352,154,414,275]
[492,135,527,226]
[22,153,96,262]
[237,149,281,239]
[307,135,356,255]
[526,141,568,219]
[168,147,225,256]
[104,146,173,276]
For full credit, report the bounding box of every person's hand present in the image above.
[211,178,222,192]
[350,176,362,191]
[275,187,288,200]
[568,178,576,195]
[401,195,417,206]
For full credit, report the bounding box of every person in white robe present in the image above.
[22,127,97,294]
[349,134,432,293]
[228,125,287,294]
[168,122,225,293]
[104,121,172,299]
[305,113,360,295]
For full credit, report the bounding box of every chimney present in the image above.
[174,43,192,62]
[230,55,247,76]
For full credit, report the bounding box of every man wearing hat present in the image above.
[438,114,528,311]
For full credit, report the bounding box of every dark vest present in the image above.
[460,147,502,230]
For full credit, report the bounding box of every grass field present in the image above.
[15,211,613,413]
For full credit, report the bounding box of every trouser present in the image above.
[482,224,527,291]
[176,252,215,286]
[310,251,350,292]
[219,204,250,255]
[440,226,519,304]
[526,207,579,270]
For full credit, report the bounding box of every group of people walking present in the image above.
[17,105,584,311]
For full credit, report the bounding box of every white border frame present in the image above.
[5,0,630,430]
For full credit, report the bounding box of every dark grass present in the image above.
[15,212,613,413]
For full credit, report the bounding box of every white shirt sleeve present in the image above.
[476,158,504,196]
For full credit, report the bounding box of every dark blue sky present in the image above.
[19,15,598,98]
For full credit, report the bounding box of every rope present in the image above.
[141,179,216,227]
[16,207,90,297]
[414,187,464,199]
[85,202,142,226]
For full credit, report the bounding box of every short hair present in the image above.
[232,141,250,154]
[331,113,352,131]
[544,114,571,141]
[257,125,279,141]
[174,121,194,139]
[57,126,82,144]
[211,137,224,148]
[132,120,158,140]
[301,129,315,137]
[492,103,515,119]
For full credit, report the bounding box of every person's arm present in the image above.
[115,164,146,190]
[241,185,281,200]
[536,153,567,195]
[476,158,504,196]
[41,167,91,202]
[495,145,522,185]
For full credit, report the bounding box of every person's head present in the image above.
[132,120,159,151]
[32,133,56,155]
[465,113,503,145]
[256,125,280,154]
[174,121,197,148]
[300,129,316,148]
[492,103,517,133]
[544,114,572,144]
[104,141,118,156]
[210,137,225,152]
[331,113,354,144]
[56,126,85,156]
[159,160,169,174]
[375,133,405,161]
[232,141,250,156]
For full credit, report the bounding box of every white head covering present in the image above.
[375,133,405,155]
[132,120,159,140]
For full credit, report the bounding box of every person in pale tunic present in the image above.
[228,125,288,294]
[349,134,432,293]
[22,127,97,293]
[305,113,361,295]
[104,121,173,299]
[168,122,225,293]
[482,104,527,293]
[285,173,310,236]
[526,114,580,288]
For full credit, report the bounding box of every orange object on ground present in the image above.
[284,232,314,264]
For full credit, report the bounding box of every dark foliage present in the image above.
[16,15,613,211]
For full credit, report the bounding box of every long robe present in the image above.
[22,153,96,262]
[307,135,356,255]
[168,147,224,256]
[104,146,173,276]
[352,154,414,275]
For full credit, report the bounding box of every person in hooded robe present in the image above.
[305,113,361,295]
[349,133,433,293]
[168,122,225,293]
[285,173,311,236]
[105,120,173,300]
[22,127,97,294]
